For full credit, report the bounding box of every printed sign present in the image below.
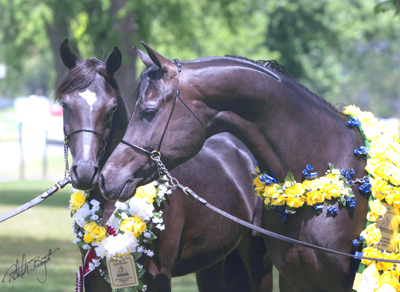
[106,255,139,289]
[377,203,399,253]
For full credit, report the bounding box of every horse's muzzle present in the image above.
[70,162,99,190]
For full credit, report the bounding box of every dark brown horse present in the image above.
[100,42,369,291]
[56,40,271,292]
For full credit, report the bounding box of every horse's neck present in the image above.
[99,94,130,168]
[108,94,131,155]
[195,65,361,181]
[94,94,131,223]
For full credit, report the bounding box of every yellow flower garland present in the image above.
[253,164,355,218]
[343,106,400,291]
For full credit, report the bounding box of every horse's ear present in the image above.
[141,41,175,74]
[134,46,154,68]
[106,46,122,75]
[60,39,79,70]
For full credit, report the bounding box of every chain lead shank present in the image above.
[151,153,179,189]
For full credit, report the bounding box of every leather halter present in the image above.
[121,59,206,159]
[63,129,107,178]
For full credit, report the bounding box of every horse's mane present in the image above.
[53,58,120,102]
[225,55,291,77]
[224,55,340,113]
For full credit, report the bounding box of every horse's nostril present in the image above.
[92,166,99,184]
[72,165,78,178]
[99,173,106,194]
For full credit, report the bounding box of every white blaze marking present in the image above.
[79,89,97,111]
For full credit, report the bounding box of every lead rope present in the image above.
[148,152,400,264]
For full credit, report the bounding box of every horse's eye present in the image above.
[144,109,157,121]
[108,106,117,117]
[61,102,69,113]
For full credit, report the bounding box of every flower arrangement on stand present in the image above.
[344,106,400,292]
[70,180,172,292]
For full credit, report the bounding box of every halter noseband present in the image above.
[63,129,108,178]
[121,58,206,163]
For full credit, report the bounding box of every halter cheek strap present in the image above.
[121,58,206,165]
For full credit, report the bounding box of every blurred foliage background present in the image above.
[0,1,399,291]
[0,0,399,117]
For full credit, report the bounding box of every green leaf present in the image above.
[133,252,142,261]
[284,171,295,183]
[137,267,146,278]
[338,196,346,207]
[265,205,273,211]
[374,1,399,14]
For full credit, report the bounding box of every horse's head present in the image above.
[100,42,208,201]
[55,39,123,190]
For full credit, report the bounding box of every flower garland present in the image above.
[343,106,400,292]
[69,180,172,292]
[253,163,357,222]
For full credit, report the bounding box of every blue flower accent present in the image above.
[352,235,365,247]
[303,164,318,180]
[344,196,356,208]
[347,117,361,128]
[327,206,338,214]
[348,198,356,208]
[354,251,363,260]
[259,174,277,186]
[354,146,370,156]
[359,183,372,194]
[276,206,287,222]
[315,203,324,210]
[309,172,318,179]
[341,169,355,180]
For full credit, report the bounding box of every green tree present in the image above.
[0,0,399,119]
[374,0,400,120]
[263,0,399,118]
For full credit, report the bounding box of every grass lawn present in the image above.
[0,180,79,292]
[0,180,279,292]
[0,180,202,292]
